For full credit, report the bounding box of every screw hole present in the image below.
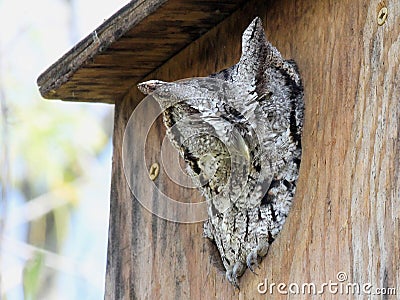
[377,7,388,26]
[149,162,160,181]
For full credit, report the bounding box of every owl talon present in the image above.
[226,270,239,290]
[246,250,260,274]
[226,262,246,289]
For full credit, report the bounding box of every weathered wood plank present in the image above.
[37,0,246,104]
[107,0,400,299]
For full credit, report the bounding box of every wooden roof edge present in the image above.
[37,0,168,99]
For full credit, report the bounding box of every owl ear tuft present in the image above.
[239,17,283,71]
[137,80,168,94]
[240,17,267,60]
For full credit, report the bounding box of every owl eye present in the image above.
[257,91,273,102]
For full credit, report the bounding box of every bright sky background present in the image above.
[0,0,130,299]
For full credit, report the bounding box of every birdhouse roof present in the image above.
[37,0,246,104]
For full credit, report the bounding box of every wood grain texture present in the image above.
[106,0,400,299]
[37,0,246,104]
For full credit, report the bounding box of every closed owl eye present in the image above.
[257,91,273,102]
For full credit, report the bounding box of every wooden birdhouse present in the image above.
[38,0,400,298]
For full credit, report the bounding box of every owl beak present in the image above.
[137,80,167,94]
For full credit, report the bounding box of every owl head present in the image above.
[138,76,257,210]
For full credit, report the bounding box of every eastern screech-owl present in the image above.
[138,17,304,287]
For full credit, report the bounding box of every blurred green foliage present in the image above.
[13,102,108,200]
[0,0,125,298]
[22,252,44,300]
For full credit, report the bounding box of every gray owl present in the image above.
[138,17,304,288]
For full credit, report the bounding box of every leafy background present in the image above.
[0,0,129,298]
